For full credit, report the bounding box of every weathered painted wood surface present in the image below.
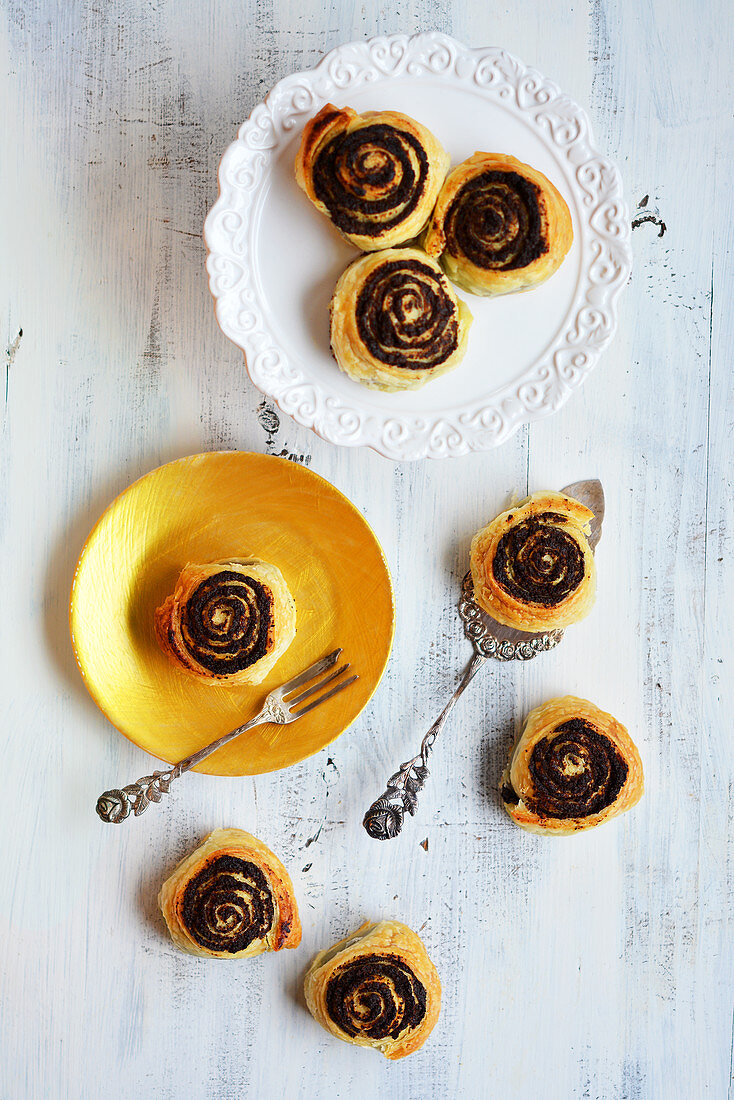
[1,2,732,1098]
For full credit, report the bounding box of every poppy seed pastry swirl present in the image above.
[313,124,429,239]
[330,248,472,392]
[326,955,427,1040]
[492,514,586,608]
[295,105,450,251]
[424,152,573,296]
[357,258,459,369]
[154,558,296,685]
[159,829,302,959]
[501,698,644,835]
[470,491,596,632]
[445,169,545,271]
[179,571,274,675]
[526,720,628,819]
[181,854,275,953]
[304,921,441,1059]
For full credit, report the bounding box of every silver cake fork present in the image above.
[363,480,604,840]
[96,649,357,823]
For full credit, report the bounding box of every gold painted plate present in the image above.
[70,452,394,776]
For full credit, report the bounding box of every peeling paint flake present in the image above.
[5,327,22,404]
[631,212,667,237]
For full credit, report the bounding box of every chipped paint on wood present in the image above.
[5,327,22,405]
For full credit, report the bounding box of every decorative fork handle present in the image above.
[95,708,275,823]
[363,652,486,839]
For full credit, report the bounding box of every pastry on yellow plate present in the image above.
[330,247,472,392]
[304,920,441,1059]
[295,104,450,250]
[501,697,644,834]
[423,152,573,295]
[470,491,596,632]
[158,828,302,957]
[154,558,296,685]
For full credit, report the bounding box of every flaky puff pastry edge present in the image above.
[470,491,596,631]
[154,558,296,686]
[330,248,472,392]
[423,152,573,296]
[304,920,442,1060]
[158,828,302,958]
[501,696,644,835]
[295,104,450,251]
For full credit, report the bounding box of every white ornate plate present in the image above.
[204,32,631,460]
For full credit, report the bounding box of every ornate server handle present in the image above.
[363,652,486,840]
[95,711,267,823]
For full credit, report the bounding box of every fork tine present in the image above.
[278,649,342,695]
[286,663,350,707]
[290,675,359,719]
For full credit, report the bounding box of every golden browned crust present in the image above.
[295,104,450,251]
[423,152,573,295]
[158,828,302,958]
[294,103,358,201]
[304,920,441,1059]
[154,557,296,686]
[470,491,596,631]
[500,697,644,834]
[329,247,472,391]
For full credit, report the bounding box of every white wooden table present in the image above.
[2,3,732,1098]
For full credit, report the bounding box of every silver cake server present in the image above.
[362,479,604,840]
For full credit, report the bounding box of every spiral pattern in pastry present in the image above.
[159,829,302,958]
[178,570,274,675]
[326,956,427,1041]
[492,514,585,608]
[445,170,545,271]
[181,854,275,953]
[358,257,459,369]
[313,124,428,238]
[470,491,596,631]
[304,921,441,1059]
[295,105,450,250]
[154,558,296,685]
[501,697,644,834]
[330,249,472,391]
[526,719,628,818]
[424,152,573,296]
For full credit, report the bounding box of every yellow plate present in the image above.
[69,452,395,775]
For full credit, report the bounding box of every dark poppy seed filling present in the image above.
[180,570,275,674]
[501,782,520,806]
[526,719,628,819]
[325,955,427,1041]
[445,170,547,270]
[181,854,274,953]
[492,514,585,607]
[313,123,429,237]
[355,259,459,370]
